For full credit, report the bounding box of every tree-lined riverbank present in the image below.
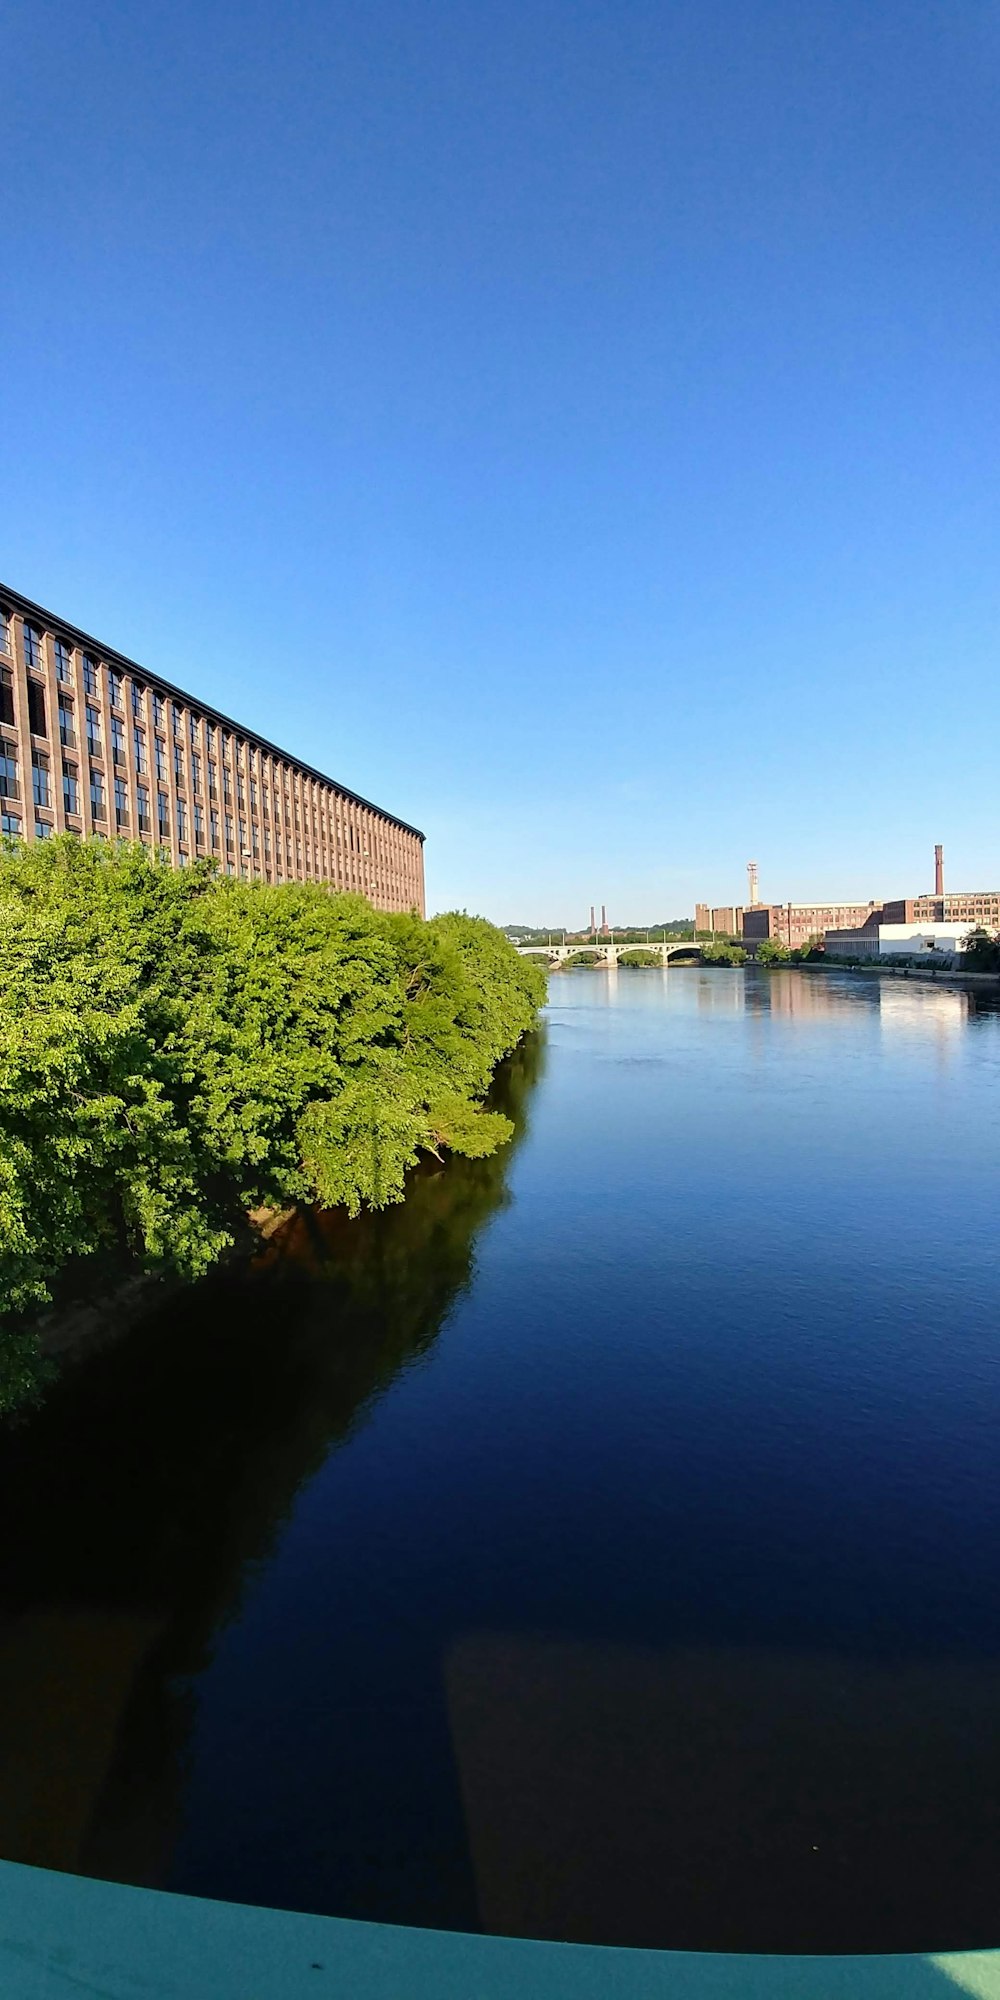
[0,838,545,1410]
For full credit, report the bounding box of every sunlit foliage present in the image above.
[0,838,545,1353]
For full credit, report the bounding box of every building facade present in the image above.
[0,587,424,913]
[710,906,743,936]
[695,903,745,935]
[742,901,881,950]
[882,893,1000,929]
[825,920,972,960]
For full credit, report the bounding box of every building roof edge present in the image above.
[0,584,425,842]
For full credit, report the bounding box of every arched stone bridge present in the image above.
[515,941,704,967]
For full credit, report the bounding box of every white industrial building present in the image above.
[824,921,973,961]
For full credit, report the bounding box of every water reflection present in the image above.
[0,1035,544,1900]
[4,968,1000,1953]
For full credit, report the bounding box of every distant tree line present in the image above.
[505,920,695,943]
[0,838,545,1408]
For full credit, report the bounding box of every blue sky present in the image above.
[3,0,998,922]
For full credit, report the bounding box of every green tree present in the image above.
[963,927,1000,971]
[701,939,747,966]
[757,938,791,964]
[0,839,545,1397]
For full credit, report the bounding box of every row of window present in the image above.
[0,623,415,889]
[1,746,342,865]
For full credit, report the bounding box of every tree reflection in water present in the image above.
[0,1033,544,1904]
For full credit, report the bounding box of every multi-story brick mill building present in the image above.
[0,586,425,914]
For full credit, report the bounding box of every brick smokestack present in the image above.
[601,903,608,935]
[935,844,944,897]
[590,904,595,934]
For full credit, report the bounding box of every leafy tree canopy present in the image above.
[0,839,545,1389]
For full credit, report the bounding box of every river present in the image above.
[2,966,1000,1953]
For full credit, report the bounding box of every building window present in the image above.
[177,799,187,842]
[189,714,199,747]
[111,716,126,765]
[206,723,215,750]
[172,701,183,736]
[63,762,79,815]
[224,814,234,848]
[34,819,52,840]
[23,623,42,670]
[137,785,150,833]
[109,670,123,709]
[83,656,99,696]
[0,668,13,729]
[1,810,20,838]
[31,752,50,808]
[54,639,73,684]
[153,693,165,728]
[209,810,219,848]
[0,749,19,799]
[58,697,75,748]
[158,792,170,836]
[192,753,202,795]
[131,682,144,719]
[155,739,167,782]
[133,726,146,773]
[0,609,9,656]
[114,777,128,827]
[238,818,247,852]
[173,744,184,784]
[207,760,217,800]
[193,802,204,843]
[222,768,232,801]
[90,771,106,820]
[27,681,47,737]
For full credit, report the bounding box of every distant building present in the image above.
[743,902,880,950]
[883,892,1000,929]
[825,919,972,961]
[695,903,744,934]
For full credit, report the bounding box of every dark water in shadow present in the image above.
[3,970,1000,1952]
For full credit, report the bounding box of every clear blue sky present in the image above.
[4,0,998,922]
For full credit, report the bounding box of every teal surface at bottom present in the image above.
[0,1859,999,1999]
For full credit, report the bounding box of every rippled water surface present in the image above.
[3,967,1000,1952]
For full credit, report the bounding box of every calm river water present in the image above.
[3,967,1000,1952]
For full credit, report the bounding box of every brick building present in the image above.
[742,901,881,950]
[695,903,745,935]
[0,586,424,913]
[883,892,1000,929]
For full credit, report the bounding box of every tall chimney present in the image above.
[747,860,759,908]
[935,844,944,897]
[601,903,608,935]
[589,904,595,934]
